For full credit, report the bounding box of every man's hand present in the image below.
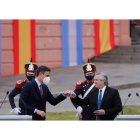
[10,107,21,115]
[36,109,46,118]
[64,90,76,98]
[94,109,105,115]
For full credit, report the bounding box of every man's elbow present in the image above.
[50,102,58,106]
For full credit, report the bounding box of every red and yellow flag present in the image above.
[13,20,36,75]
[94,20,114,56]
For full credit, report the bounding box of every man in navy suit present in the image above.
[19,65,71,120]
[71,72,122,120]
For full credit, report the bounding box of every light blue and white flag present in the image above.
[61,20,83,67]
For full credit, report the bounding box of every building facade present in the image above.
[0,20,131,77]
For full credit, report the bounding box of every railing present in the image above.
[115,115,140,120]
[0,115,32,120]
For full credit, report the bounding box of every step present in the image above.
[93,46,140,63]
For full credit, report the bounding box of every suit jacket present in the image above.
[71,86,122,120]
[19,80,66,120]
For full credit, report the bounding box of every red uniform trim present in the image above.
[15,79,28,88]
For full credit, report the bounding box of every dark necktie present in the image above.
[40,84,43,96]
[96,89,102,120]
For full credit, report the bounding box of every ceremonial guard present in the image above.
[8,59,38,114]
[71,60,96,120]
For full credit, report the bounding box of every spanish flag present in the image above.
[13,20,36,75]
[94,20,114,56]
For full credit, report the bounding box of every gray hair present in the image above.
[95,72,108,86]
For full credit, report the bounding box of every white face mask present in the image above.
[43,77,50,85]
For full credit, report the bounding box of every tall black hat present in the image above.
[83,59,96,73]
[24,58,38,73]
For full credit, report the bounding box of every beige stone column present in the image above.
[119,20,131,47]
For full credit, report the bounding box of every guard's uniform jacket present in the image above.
[9,79,28,109]
[72,80,96,120]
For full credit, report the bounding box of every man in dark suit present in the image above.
[19,65,70,120]
[71,72,122,120]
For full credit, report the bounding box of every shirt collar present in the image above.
[100,86,106,94]
[98,86,106,99]
[35,78,42,87]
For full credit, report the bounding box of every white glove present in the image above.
[75,106,83,119]
[10,107,21,115]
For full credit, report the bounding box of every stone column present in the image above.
[119,20,131,47]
